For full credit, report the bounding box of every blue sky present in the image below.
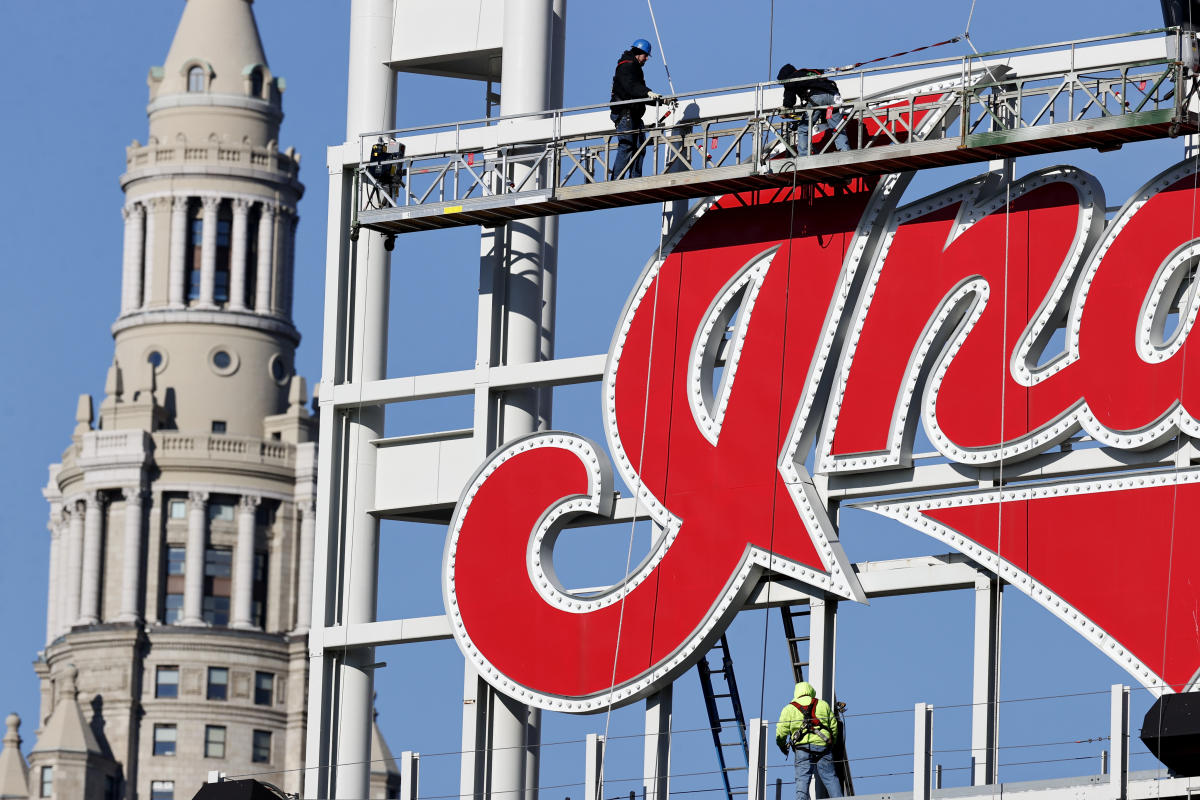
[0,0,1188,795]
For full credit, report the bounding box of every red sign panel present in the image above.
[444,158,1200,711]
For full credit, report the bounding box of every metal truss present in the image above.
[354,28,1198,234]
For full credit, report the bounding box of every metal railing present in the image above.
[355,28,1195,221]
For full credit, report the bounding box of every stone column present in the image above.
[142,198,161,308]
[120,203,146,315]
[255,203,276,313]
[199,197,220,307]
[44,514,62,646]
[116,488,146,623]
[230,494,262,629]
[77,491,105,626]
[169,196,188,307]
[180,491,209,626]
[63,503,85,634]
[229,199,251,311]
[293,500,316,633]
[57,506,74,638]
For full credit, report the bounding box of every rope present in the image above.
[828,36,963,75]
[828,0,978,76]
[645,0,676,95]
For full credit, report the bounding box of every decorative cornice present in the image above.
[146,92,282,119]
[111,308,300,345]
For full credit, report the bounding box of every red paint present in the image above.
[446,158,1200,708]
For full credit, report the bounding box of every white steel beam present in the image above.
[400,751,420,800]
[807,598,837,707]
[331,35,1167,168]
[1111,685,1130,800]
[329,354,606,409]
[313,1,398,797]
[914,704,933,800]
[585,734,605,800]
[971,576,1001,786]
[746,719,768,800]
[643,687,672,800]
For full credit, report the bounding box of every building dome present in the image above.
[159,0,270,99]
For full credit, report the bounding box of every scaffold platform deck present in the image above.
[349,29,1200,235]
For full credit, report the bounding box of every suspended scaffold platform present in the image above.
[344,28,1200,235]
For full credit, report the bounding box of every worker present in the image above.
[777,63,850,154]
[610,38,664,179]
[776,681,843,800]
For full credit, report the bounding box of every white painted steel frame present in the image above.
[310,7,1196,799]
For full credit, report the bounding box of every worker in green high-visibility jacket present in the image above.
[776,681,842,800]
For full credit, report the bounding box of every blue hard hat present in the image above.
[631,38,653,56]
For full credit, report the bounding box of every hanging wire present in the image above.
[989,168,1013,797]
[645,0,677,95]
[1155,54,1200,754]
[757,170,801,729]
[599,195,673,782]
[768,0,776,82]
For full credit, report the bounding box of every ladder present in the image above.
[779,606,811,684]
[697,635,749,800]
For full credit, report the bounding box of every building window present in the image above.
[208,502,235,522]
[215,214,231,304]
[167,546,186,574]
[254,672,274,706]
[252,730,272,763]
[204,725,227,759]
[38,766,51,798]
[186,212,202,301]
[249,68,264,98]
[155,666,179,698]
[203,546,232,625]
[188,65,205,92]
[164,545,186,624]
[163,593,183,624]
[207,667,228,701]
[168,499,186,520]
[153,724,176,756]
[253,552,268,628]
[150,780,174,800]
[211,420,227,434]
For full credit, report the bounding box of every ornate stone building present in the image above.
[0,2,398,798]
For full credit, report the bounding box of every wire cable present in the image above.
[767,0,776,82]
[645,0,677,95]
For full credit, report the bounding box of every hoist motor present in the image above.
[367,139,406,190]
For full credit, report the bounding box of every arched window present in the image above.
[249,68,264,99]
[187,66,205,93]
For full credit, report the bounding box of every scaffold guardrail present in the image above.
[354,28,1199,235]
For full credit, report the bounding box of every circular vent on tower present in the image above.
[144,347,169,374]
[208,346,240,376]
[268,353,290,385]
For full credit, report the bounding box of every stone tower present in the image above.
[0,2,397,798]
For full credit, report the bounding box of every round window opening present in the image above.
[143,347,169,374]
[208,347,240,376]
[270,356,287,383]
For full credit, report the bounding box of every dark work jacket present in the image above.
[778,63,839,108]
[611,49,652,118]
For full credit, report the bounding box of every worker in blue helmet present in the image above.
[610,37,663,179]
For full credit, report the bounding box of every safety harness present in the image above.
[789,699,832,747]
